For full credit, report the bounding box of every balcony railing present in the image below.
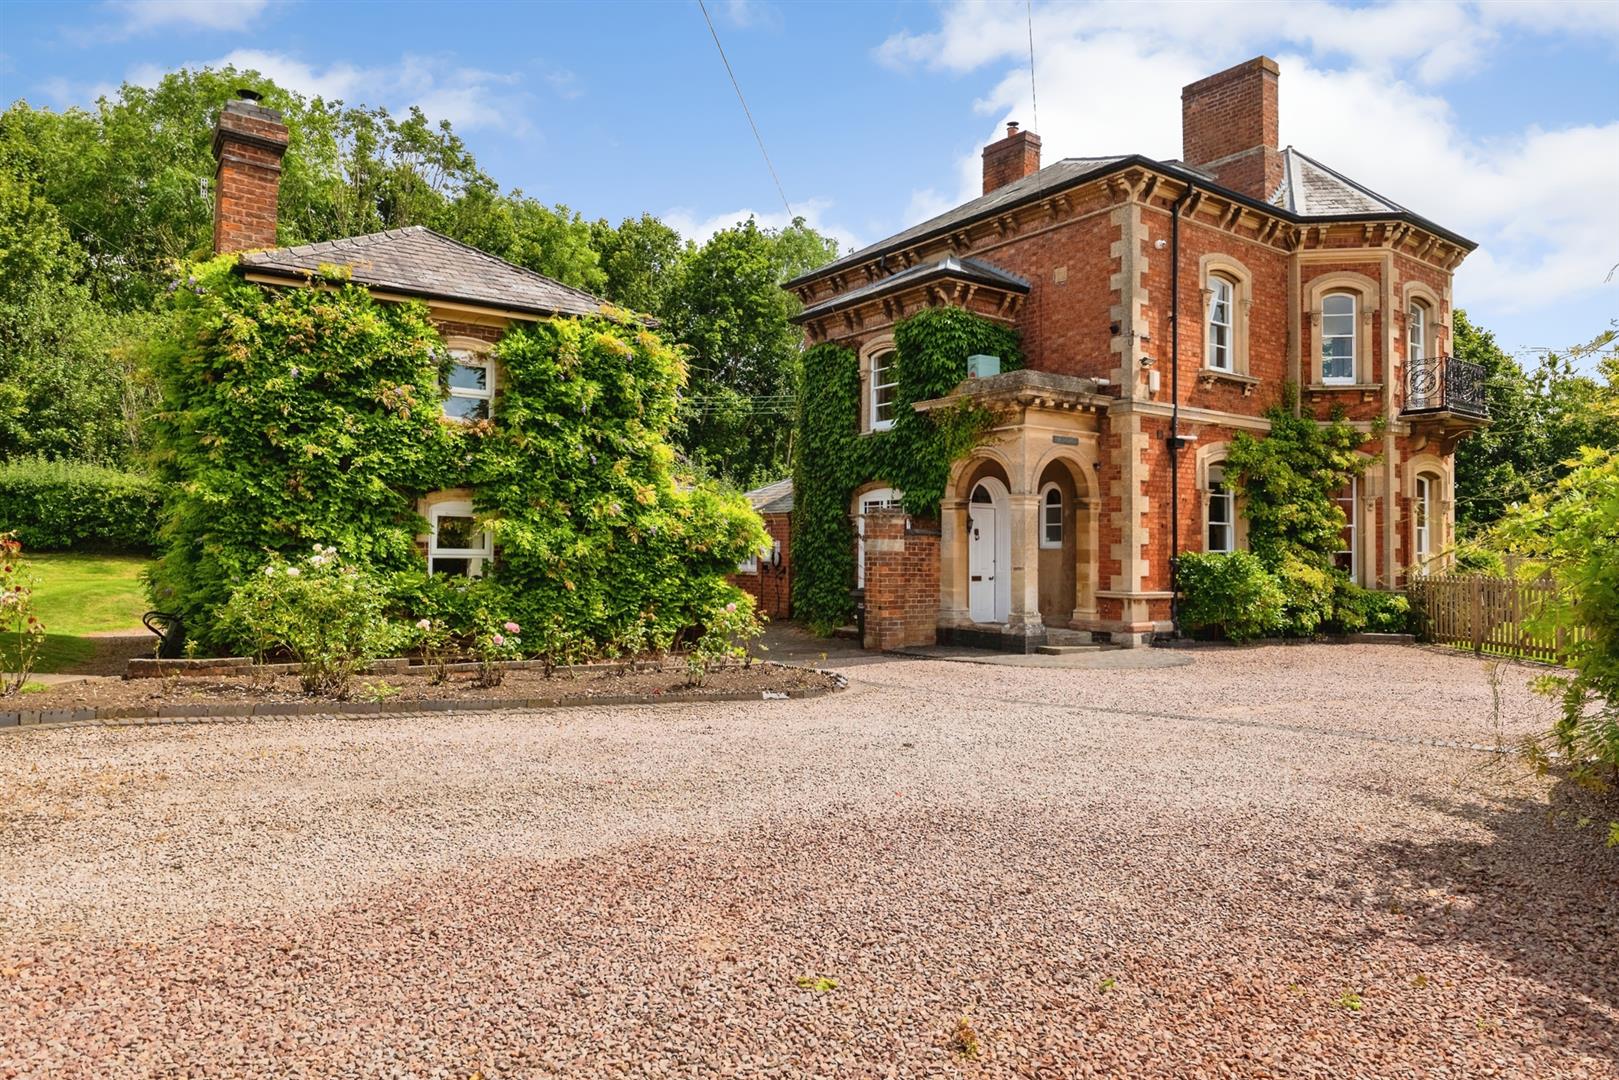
[1404,355,1487,418]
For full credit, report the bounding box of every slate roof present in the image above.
[1270,147,1405,216]
[789,148,1471,287]
[794,255,1030,322]
[744,478,794,514]
[237,225,607,318]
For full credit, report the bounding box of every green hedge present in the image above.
[1177,551,1411,640]
[0,458,160,553]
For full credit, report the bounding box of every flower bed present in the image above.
[5,661,841,728]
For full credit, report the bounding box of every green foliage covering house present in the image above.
[146,258,765,651]
[790,307,1022,630]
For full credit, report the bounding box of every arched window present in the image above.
[1322,293,1356,384]
[1414,474,1434,569]
[1039,484,1063,548]
[1408,301,1427,365]
[1206,276,1234,372]
[1207,465,1234,553]
[870,349,898,432]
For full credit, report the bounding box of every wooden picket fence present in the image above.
[1406,572,1579,663]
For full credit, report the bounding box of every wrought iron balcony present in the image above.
[1404,355,1487,418]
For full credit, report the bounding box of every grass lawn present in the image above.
[18,554,153,673]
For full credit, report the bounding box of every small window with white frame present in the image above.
[1332,478,1358,580]
[443,348,494,422]
[1207,465,1234,553]
[428,500,492,577]
[870,349,898,431]
[1039,484,1063,548]
[1207,276,1234,372]
[1407,301,1427,365]
[1321,293,1356,384]
[1414,473,1433,571]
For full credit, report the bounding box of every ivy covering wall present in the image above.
[148,258,764,649]
[790,307,1022,630]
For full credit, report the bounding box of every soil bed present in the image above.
[19,661,836,712]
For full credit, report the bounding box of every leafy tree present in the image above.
[1454,312,1619,535]
[663,216,837,486]
[591,212,690,315]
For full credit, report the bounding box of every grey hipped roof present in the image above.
[790,148,1472,287]
[744,478,794,514]
[236,225,607,318]
[794,254,1029,322]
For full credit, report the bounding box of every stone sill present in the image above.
[1304,382,1383,393]
[1196,369,1260,394]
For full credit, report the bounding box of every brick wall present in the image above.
[982,123,1042,195]
[211,98,289,255]
[730,511,792,619]
[861,510,939,650]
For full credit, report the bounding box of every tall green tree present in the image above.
[662,216,837,486]
[590,213,690,316]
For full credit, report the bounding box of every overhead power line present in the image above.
[1026,0,1040,133]
[696,0,794,221]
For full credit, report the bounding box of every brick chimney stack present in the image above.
[982,121,1042,195]
[1181,57,1283,202]
[211,89,289,255]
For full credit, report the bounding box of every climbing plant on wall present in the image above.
[147,256,765,650]
[789,306,1023,631]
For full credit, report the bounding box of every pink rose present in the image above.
[491,633,505,647]
[504,621,520,633]
[725,602,737,613]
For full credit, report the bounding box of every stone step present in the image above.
[1034,644,1106,655]
[1042,628,1095,646]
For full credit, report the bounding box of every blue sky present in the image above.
[3,0,1616,364]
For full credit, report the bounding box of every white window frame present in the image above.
[869,349,898,432]
[1206,276,1234,372]
[443,348,494,423]
[1334,478,1358,581]
[1414,474,1432,569]
[854,486,903,587]
[1321,293,1357,385]
[1407,302,1426,365]
[738,552,759,574]
[428,499,492,577]
[1039,483,1063,549]
[1206,466,1234,554]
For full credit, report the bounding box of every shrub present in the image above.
[686,592,766,685]
[472,617,523,688]
[0,533,46,694]
[1331,582,1411,634]
[1175,552,1284,643]
[1273,554,1337,637]
[0,458,160,553]
[218,545,405,696]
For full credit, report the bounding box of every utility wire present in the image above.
[1026,0,1040,133]
[697,0,794,220]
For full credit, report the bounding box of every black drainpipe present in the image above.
[1167,182,1194,636]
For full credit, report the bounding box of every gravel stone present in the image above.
[1,644,1614,1078]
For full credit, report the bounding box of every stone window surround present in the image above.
[1193,441,1249,553]
[1399,281,1445,363]
[1403,452,1451,573]
[858,334,898,434]
[1199,253,1254,378]
[1304,271,1379,388]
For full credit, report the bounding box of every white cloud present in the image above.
[663,196,861,254]
[876,1,1619,322]
[97,0,269,38]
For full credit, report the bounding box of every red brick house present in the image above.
[209,91,614,575]
[730,478,792,619]
[785,57,1486,650]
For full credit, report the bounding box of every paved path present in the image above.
[1,644,1614,1078]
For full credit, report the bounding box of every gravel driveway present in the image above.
[2,644,1615,1078]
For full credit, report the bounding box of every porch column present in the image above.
[1007,492,1043,634]
[938,497,969,627]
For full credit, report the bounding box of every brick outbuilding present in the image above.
[786,56,1486,650]
[731,478,793,619]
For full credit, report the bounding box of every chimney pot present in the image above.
[236,87,262,103]
[1006,121,1020,137]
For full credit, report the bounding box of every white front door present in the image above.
[968,483,1001,622]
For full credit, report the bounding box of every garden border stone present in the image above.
[0,665,847,733]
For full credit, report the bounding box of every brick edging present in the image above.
[0,668,848,733]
